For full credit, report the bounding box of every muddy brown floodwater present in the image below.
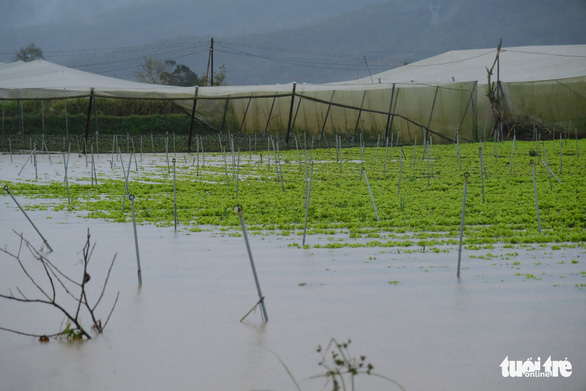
[0,153,585,391]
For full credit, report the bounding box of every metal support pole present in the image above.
[129,194,142,286]
[319,91,335,146]
[236,205,268,322]
[120,152,132,211]
[63,150,71,205]
[200,137,204,166]
[238,97,252,134]
[172,158,177,232]
[84,89,94,155]
[510,133,516,173]
[384,84,396,141]
[457,172,469,277]
[539,158,562,185]
[235,149,240,199]
[479,147,485,204]
[531,160,542,234]
[398,146,403,195]
[18,149,34,176]
[3,186,53,253]
[429,136,433,178]
[285,82,297,145]
[222,147,229,185]
[383,136,389,174]
[543,145,553,190]
[412,134,417,168]
[354,90,367,140]
[303,162,314,247]
[363,169,380,222]
[187,86,199,152]
[263,95,277,138]
[560,134,563,175]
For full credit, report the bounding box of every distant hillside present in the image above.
[228,0,586,83]
[1,0,584,85]
[0,0,386,51]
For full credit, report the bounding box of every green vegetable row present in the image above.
[4,138,586,246]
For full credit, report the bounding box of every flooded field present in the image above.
[1,151,585,391]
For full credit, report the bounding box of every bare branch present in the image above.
[92,253,117,312]
[0,326,62,339]
[0,229,118,341]
[101,291,120,332]
[16,287,29,300]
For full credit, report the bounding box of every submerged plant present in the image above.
[267,338,405,391]
[0,229,119,341]
[311,338,405,391]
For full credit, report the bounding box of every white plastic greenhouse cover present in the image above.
[1,44,585,142]
[346,45,586,84]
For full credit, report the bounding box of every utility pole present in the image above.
[205,37,214,86]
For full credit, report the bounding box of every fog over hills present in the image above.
[1,0,585,85]
[0,0,386,45]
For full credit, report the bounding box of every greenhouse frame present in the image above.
[1,44,584,146]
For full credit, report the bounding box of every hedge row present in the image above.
[0,114,212,135]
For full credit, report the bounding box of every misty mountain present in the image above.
[0,0,386,49]
[1,0,585,85]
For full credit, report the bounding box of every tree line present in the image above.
[12,43,226,87]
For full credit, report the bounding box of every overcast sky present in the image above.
[0,0,385,29]
[0,0,146,28]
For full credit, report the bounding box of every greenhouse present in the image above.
[1,44,584,144]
